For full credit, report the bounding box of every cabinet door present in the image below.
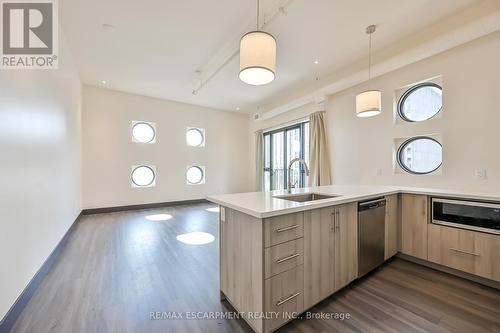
[428,224,500,282]
[334,202,358,291]
[384,194,399,260]
[303,206,335,309]
[401,194,428,260]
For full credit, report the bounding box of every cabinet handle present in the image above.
[331,212,335,231]
[275,225,299,233]
[276,292,301,306]
[336,210,340,231]
[276,253,300,263]
[450,248,480,257]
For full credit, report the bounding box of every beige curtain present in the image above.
[255,130,264,191]
[308,111,332,186]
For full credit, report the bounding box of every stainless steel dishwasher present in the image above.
[358,197,386,277]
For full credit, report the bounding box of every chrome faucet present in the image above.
[287,158,310,193]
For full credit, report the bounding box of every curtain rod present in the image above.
[254,111,326,134]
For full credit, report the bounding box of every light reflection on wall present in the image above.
[0,108,66,144]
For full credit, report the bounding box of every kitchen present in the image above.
[1,0,500,333]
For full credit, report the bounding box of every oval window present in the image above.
[131,166,155,186]
[398,83,442,122]
[186,128,205,147]
[132,122,156,143]
[397,137,442,174]
[186,166,204,185]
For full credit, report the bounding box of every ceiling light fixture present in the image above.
[101,80,107,84]
[239,0,277,86]
[314,60,319,65]
[356,25,382,118]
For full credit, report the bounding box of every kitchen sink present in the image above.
[274,193,340,203]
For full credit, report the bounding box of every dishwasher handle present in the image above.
[358,198,386,211]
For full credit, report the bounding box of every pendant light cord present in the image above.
[257,0,260,29]
[368,31,372,81]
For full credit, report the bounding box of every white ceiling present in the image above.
[61,0,482,113]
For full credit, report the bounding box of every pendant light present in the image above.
[239,0,277,85]
[356,25,382,117]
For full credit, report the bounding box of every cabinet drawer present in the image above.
[264,212,304,248]
[264,265,304,332]
[264,239,304,279]
[428,224,500,282]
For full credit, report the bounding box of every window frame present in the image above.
[186,165,205,185]
[131,165,156,187]
[186,127,206,147]
[397,82,443,122]
[396,136,443,175]
[131,121,156,144]
[263,121,309,191]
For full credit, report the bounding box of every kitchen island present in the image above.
[207,185,500,333]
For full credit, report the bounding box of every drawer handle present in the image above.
[276,292,301,306]
[450,248,480,257]
[275,225,299,233]
[276,253,300,263]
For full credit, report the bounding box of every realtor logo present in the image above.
[1,0,58,69]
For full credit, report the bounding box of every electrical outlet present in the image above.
[475,169,487,180]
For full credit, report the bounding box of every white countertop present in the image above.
[206,185,500,218]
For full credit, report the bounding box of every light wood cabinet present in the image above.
[384,194,399,260]
[303,202,357,309]
[303,206,335,308]
[264,238,303,279]
[264,265,304,332]
[220,192,500,333]
[334,202,358,290]
[428,224,500,282]
[400,194,428,260]
[264,212,304,247]
[220,208,264,332]
[220,208,305,333]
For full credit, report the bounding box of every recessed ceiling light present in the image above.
[101,80,107,84]
[236,107,240,111]
[314,60,319,65]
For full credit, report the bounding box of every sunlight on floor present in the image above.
[145,213,173,221]
[205,207,220,213]
[176,232,215,245]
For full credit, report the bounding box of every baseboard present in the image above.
[81,199,210,215]
[397,253,500,290]
[0,212,82,333]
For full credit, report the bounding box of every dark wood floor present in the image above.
[11,203,500,333]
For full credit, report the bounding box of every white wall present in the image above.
[82,86,251,209]
[251,31,500,194]
[0,37,82,320]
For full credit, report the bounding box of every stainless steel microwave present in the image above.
[431,198,500,235]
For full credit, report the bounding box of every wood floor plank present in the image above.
[9,203,500,333]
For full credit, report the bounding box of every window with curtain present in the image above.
[263,121,309,191]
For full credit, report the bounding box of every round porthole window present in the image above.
[186,128,204,147]
[397,137,442,175]
[132,122,156,143]
[131,166,156,186]
[186,166,204,185]
[398,83,442,122]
